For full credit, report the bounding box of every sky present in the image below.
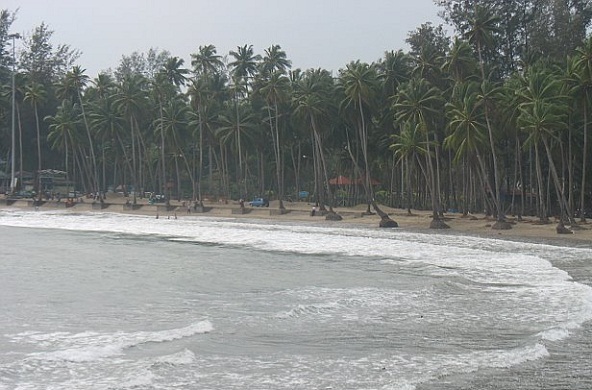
[5,0,445,78]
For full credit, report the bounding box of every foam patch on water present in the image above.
[153,349,197,365]
[26,320,212,362]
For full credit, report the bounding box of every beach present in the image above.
[3,192,591,245]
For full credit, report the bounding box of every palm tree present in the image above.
[378,50,412,96]
[464,5,510,229]
[574,37,592,221]
[444,82,491,215]
[394,77,448,228]
[293,69,341,220]
[260,71,290,210]
[45,99,80,195]
[442,38,478,84]
[191,44,224,76]
[390,122,426,214]
[261,45,291,76]
[62,66,99,193]
[216,102,257,199]
[23,81,46,195]
[154,96,191,201]
[89,95,128,193]
[340,61,380,214]
[114,74,148,202]
[229,45,262,196]
[518,68,575,227]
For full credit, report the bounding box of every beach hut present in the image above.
[329,175,353,185]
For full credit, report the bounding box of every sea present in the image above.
[0,208,591,390]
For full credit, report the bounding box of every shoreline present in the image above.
[2,194,591,246]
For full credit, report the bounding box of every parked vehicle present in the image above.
[249,197,269,207]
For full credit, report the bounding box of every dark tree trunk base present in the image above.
[556,222,573,234]
[370,201,398,228]
[492,220,513,230]
[325,212,343,221]
[430,218,450,229]
[379,217,398,228]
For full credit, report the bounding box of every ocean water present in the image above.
[0,208,591,390]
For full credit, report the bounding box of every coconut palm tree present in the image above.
[216,102,256,198]
[518,68,575,227]
[260,71,290,210]
[394,77,448,228]
[573,37,592,221]
[45,99,80,195]
[340,61,381,214]
[444,82,492,215]
[464,5,510,229]
[191,44,224,77]
[228,45,261,196]
[154,95,191,201]
[23,80,46,194]
[390,121,426,214]
[261,45,291,76]
[293,69,341,220]
[114,73,148,202]
[61,66,99,192]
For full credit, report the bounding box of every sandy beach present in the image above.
[2,193,591,245]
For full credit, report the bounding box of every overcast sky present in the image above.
[5,0,445,77]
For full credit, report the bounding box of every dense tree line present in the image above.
[1,1,592,229]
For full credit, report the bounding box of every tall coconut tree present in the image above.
[464,5,510,229]
[191,44,224,77]
[518,68,575,227]
[261,44,291,76]
[23,80,46,194]
[260,71,290,210]
[293,69,341,220]
[573,37,592,221]
[394,77,448,228]
[114,73,148,202]
[229,45,261,196]
[45,99,80,195]
[216,102,257,198]
[340,61,380,214]
[444,82,491,215]
[61,66,99,192]
[390,121,426,214]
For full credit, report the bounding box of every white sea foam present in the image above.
[28,320,212,362]
[153,348,197,365]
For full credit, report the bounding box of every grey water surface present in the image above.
[0,209,591,389]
